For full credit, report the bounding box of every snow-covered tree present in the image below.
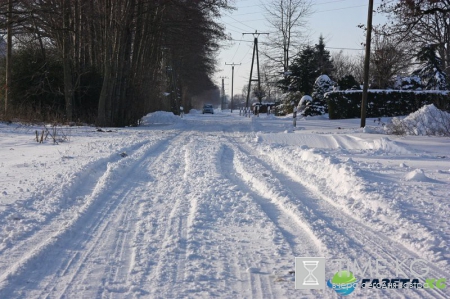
[393,75,422,90]
[275,91,303,116]
[304,74,334,116]
[413,45,448,90]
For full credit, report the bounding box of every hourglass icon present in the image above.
[302,261,319,285]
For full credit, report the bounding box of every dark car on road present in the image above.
[202,104,214,114]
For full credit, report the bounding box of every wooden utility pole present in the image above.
[5,0,13,116]
[225,63,241,113]
[361,0,374,128]
[219,76,227,110]
[243,31,269,109]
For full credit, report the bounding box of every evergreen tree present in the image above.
[285,36,335,95]
[287,45,318,94]
[413,45,448,90]
[336,75,360,90]
[314,35,334,77]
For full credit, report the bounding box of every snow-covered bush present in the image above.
[393,75,422,90]
[297,95,312,116]
[275,91,303,116]
[305,75,334,116]
[385,104,450,136]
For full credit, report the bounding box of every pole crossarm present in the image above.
[242,30,270,38]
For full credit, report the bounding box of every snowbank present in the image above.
[140,111,181,125]
[386,104,450,136]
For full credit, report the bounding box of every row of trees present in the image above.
[242,0,449,112]
[0,0,230,126]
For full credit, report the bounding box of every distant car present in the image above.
[202,104,214,114]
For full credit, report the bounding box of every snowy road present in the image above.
[0,111,449,298]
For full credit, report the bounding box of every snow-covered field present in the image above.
[0,110,448,298]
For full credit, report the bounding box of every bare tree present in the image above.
[2,0,231,125]
[262,0,312,74]
[331,50,359,81]
[379,0,450,82]
[370,33,413,88]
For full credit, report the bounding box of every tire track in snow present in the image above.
[224,142,324,255]
[126,131,196,298]
[224,143,341,298]
[93,131,192,299]
[222,150,280,298]
[219,146,273,299]
[233,140,448,299]
[0,138,151,256]
[0,134,176,298]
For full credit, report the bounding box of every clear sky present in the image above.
[215,0,388,97]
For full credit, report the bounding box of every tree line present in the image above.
[248,0,449,109]
[0,0,231,126]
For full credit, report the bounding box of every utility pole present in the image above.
[5,0,12,116]
[219,76,227,110]
[361,0,374,128]
[225,63,241,113]
[243,31,269,109]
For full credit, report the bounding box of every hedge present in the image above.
[325,90,450,119]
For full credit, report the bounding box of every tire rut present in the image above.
[0,134,177,298]
[232,139,448,299]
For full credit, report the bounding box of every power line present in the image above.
[226,14,257,31]
[316,4,367,13]
[313,0,353,6]
[230,42,241,61]
[326,46,364,51]
[222,21,249,33]
[238,45,253,64]
[227,38,363,51]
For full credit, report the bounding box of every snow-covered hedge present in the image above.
[325,90,450,119]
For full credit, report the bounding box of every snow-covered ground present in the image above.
[0,110,448,298]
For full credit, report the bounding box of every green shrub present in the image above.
[275,91,303,116]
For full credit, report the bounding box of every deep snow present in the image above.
[0,110,448,298]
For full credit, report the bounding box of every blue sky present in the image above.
[215,0,388,96]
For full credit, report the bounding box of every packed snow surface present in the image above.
[0,111,449,298]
